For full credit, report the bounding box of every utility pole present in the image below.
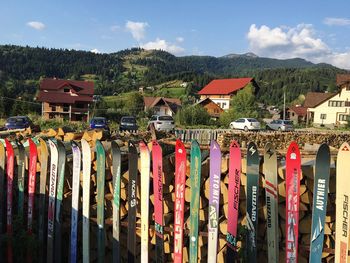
[283,87,286,120]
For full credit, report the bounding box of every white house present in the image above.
[308,74,350,127]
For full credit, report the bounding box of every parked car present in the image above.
[119,116,138,132]
[148,115,175,132]
[229,118,261,131]
[266,119,294,131]
[5,116,40,131]
[89,117,109,130]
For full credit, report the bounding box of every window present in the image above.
[328,100,345,107]
[63,104,69,112]
[346,85,350,91]
[320,114,327,120]
[222,102,227,108]
[339,114,349,121]
[49,104,56,111]
[64,88,70,93]
[346,101,350,107]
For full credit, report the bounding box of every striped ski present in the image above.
[54,140,66,263]
[17,142,25,218]
[285,141,301,263]
[189,140,201,263]
[127,141,138,263]
[27,138,38,262]
[207,140,221,262]
[81,139,91,263]
[309,143,330,262]
[140,141,150,262]
[226,140,241,261]
[70,142,81,263]
[335,142,350,263]
[111,141,121,263]
[96,140,106,263]
[0,141,5,259]
[152,140,164,263]
[264,142,279,262]
[47,139,58,263]
[38,138,48,263]
[246,141,259,262]
[173,140,186,263]
[5,139,14,263]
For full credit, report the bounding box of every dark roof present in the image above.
[40,78,94,95]
[37,91,93,104]
[336,74,350,86]
[144,96,181,114]
[289,106,307,117]
[198,78,253,95]
[37,78,94,103]
[303,92,335,108]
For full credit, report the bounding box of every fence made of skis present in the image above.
[0,135,345,262]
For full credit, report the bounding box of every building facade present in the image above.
[37,78,94,121]
[143,97,181,116]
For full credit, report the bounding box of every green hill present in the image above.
[0,44,347,116]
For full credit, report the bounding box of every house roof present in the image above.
[143,96,182,113]
[39,78,94,95]
[37,91,93,104]
[198,78,253,95]
[289,106,307,117]
[303,92,335,108]
[336,74,350,86]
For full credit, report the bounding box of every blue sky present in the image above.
[1,0,350,68]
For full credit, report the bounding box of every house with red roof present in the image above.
[197,78,258,110]
[37,78,94,121]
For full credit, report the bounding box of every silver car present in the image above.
[148,115,175,131]
[266,119,294,131]
[229,118,261,131]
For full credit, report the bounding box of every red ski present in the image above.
[152,140,164,262]
[173,140,186,263]
[226,140,241,261]
[5,139,14,263]
[27,138,38,262]
[285,141,301,262]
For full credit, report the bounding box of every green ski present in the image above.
[17,141,25,218]
[189,140,201,263]
[111,141,121,263]
[0,141,5,258]
[246,142,259,262]
[96,140,106,263]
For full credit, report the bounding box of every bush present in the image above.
[175,105,212,126]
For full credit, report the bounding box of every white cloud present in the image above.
[26,21,46,30]
[246,23,350,69]
[176,37,184,43]
[90,48,101,54]
[324,17,350,26]
[125,21,148,41]
[141,38,184,55]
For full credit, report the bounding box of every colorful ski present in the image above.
[111,141,121,263]
[17,141,25,218]
[70,142,81,263]
[246,141,259,262]
[47,139,58,263]
[54,140,66,263]
[309,143,330,262]
[96,140,106,263]
[0,141,5,259]
[27,138,38,262]
[140,141,150,263]
[38,138,48,263]
[173,140,186,263]
[226,140,241,261]
[5,139,14,263]
[285,141,301,262]
[207,140,221,262]
[189,140,201,263]
[81,139,91,263]
[335,142,350,263]
[152,140,164,263]
[264,142,279,263]
[127,141,138,263]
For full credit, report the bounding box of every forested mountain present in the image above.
[0,44,347,116]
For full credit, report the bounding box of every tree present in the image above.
[175,105,211,126]
[124,91,144,116]
[220,84,259,126]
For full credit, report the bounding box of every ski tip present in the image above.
[247,141,257,156]
[175,139,185,154]
[210,140,220,151]
[230,140,240,149]
[286,141,301,161]
[339,142,350,152]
